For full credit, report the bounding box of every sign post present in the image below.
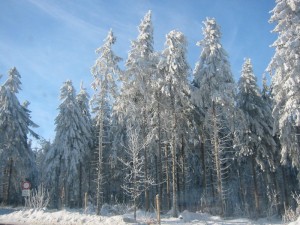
[22,181,31,197]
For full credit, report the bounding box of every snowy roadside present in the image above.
[0,208,287,225]
[289,217,300,225]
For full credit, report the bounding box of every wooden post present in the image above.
[84,192,88,213]
[156,194,161,225]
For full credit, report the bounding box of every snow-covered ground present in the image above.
[289,218,300,225]
[0,207,289,225]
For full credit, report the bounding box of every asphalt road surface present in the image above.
[0,208,15,215]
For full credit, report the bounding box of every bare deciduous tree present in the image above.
[119,126,154,221]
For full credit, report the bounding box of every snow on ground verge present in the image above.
[0,207,285,225]
[0,208,126,225]
[289,217,300,225]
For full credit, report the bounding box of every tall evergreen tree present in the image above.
[44,80,91,208]
[193,18,235,112]
[0,67,38,205]
[35,139,51,185]
[90,29,121,214]
[261,74,287,216]
[158,30,192,217]
[76,82,93,206]
[192,18,235,215]
[114,10,155,211]
[237,58,276,216]
[267,0,300,174]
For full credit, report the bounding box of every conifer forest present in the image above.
[1,0,300,219]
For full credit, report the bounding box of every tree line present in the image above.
[0,0,299,218]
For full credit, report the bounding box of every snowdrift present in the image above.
[0,208,285,225]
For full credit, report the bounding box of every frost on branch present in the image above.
[268,0,300,169]
[119,125,154,220]
[25,184,50,210]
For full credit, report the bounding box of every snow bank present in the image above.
[289,217,300,225]
[179,210,211,223]
[0,208,126,225]
[0,208,284,225]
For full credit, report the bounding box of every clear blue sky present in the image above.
[0,0,276,143]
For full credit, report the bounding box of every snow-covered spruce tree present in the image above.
[261,74,294,214]
[0,67,38,205]
[150,78,172,210]
[262,74,297,215]
[114,11,155,211]
[90,29,121,215]
[75,82,94,207]
[77,82,93,131]
[267,0,300,175]
[103,113,126,204]
[153,43,190,211]
[237,58,276,216]
[262,74,272,105]
[35,139,51,185]
[158,30,192,217]
[192,18,235,215]
[120,125,154,221]
[44,80,91,208]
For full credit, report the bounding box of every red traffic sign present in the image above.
[22,181,31,190]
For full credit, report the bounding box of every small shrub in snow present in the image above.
[266,187,279,218]
[25,184,50,210]
[112,204,131,215]
[100,203,130,216]
[282,193,300,223]
[282,207,297,223]
[132,210,156,225]
[100,203,117,216]
[84,201,95,214]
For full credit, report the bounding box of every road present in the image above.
[0,208,15,216]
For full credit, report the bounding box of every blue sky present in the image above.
[0,0,276,143]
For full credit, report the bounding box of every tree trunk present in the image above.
[96,107,104,215]
[180,135,186,209]
[7,158,13,205]
[79,162,82,207]
[171,133,178,217]
[134,166,137,221]
[251,154,259,216]
[281,166,289,208]
[176,153,181,211]
[271,171,281,215]
[170,84,178,218]
[88,156,92,194]
[65,178,69,207]
[143,131,149,211]
[134,197,137,221]
[55,155,62,209]
[200,136,207,197]
[155,155,158,194]
[209,165,215,203]
[157,100,163,204]
[165,144,170,210]
[171,105,178,217]
[212,102,224,215]
[237,166,246,211]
